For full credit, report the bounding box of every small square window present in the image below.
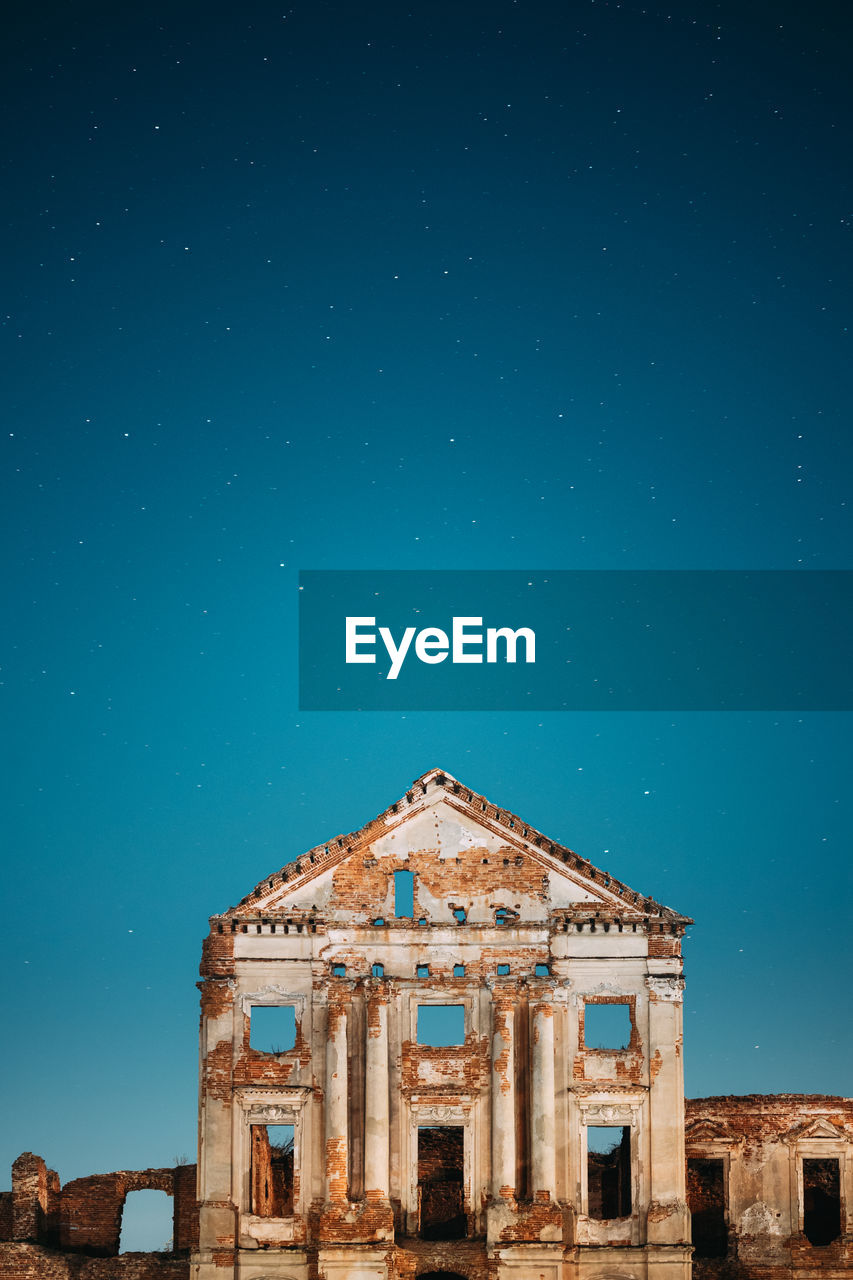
[453,964,465,977]
[372,962,384,977]
[331,964,345,977]
[584,1001,631,1049]
[416,964,430,978]
[417,1004,465,1046]
[497,964,510,976]
[535,963,550,977]
[250,1005,296,1054]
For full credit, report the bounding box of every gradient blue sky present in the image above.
[2,0,851,1216]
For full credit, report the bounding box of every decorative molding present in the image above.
[579,982,623,998]
[583,1103,636,1125]
[412,1103,471,1124]
[240,985,304,1013]
[249,1104,297,1124]
[645,975,684,1002]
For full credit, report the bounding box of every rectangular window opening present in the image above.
[394,869,414,917]
[372,962,384,977]
[803,1158,841,1246]
[119,1189,173,1254]
[251,1124,294,1217]
[331,964,346,976]
[535,963,550,977]
[417,1126,465,1240]
[249,1005,296,1054]
[453,964,465,977]
[497,963,510,976]
[587,1126,631,1220]
[416,963,430,978]
[417,1004,465,1046]
[584,1001,631,1050]
[688,1157,727,1258]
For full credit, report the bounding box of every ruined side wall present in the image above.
[0,1153,200,1272]
[687,1095,853,1280]
[0,1243,189,1278]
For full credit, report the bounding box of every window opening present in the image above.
[587,1126,631,1219]
[803,1158,841,1246]
[372,962,384,977]
[497,964,510,975]
[250,1005,296,1053]
[418,1127,465,1239]
[332,964,345,976]
[417,1004,465,1046]
[452,907,467,923]
[535,963,550,976]
[373,917,385,926]
[417,963,430,978]
[394,869,414,917]
[453,964,465,977]
[251,1124,294,1217]
[584,1001,631,1049]
[119,1188,173,1253]
[688,1157,727,1257]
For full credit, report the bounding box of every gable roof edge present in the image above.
[222,767,693,926]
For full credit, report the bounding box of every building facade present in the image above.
[193,768,694,1280]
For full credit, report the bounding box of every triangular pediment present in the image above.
[787,1117,844,1142]
[225,768,691,928]
[685,1118,733,1143]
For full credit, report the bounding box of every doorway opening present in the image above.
[687,1157,727,1257]
[803,1158,841,1246]
[251,1124,294,1217]
[417,1126,465,1239]
[587,1125,631,1219]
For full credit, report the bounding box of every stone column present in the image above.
[531,999,557,1201]
[325,1002,349,1203]
[196,977,238,1275]
[491,988,516,1200]
[645,974,690,1244]
[364,991,390,1201]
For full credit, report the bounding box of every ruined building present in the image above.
[1,768,851,1280]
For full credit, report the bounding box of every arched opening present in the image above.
[119,1188,173,1253]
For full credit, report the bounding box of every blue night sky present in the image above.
[2,0,851,1214]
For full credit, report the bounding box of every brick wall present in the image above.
[0,1156,199,1263]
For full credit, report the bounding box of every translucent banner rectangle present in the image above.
[298,570,853,711]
